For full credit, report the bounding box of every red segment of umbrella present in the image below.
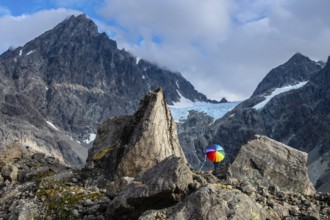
[206,151,224,162]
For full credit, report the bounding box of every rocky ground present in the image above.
[0,89,329,220]
[1,146,329,219]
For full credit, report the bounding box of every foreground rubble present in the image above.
[0,89,329,219]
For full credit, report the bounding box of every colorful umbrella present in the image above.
[205,144,225,163]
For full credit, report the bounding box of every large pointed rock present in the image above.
[85,88,186,183]
[229,135,315,195]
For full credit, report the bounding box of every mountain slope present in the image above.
[177,53,330,191]
[0,14,213,137]
[0,14,214,167]
[209,55,330,191]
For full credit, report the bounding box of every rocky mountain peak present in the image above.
[288,52,312,64]
[20,13,116,59]
[54,14,99,37]
[252,53,322,97]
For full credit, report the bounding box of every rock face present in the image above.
[229,135,315,195]
[139,184,272,220]
[85,88,186,184]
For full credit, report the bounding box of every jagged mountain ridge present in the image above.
[178,53,330,192]
[214,55,330,191]
[0,14,213,137]
[0,14,215,167]
[252,52,323,97]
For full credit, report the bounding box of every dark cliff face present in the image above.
[252,53,322,97]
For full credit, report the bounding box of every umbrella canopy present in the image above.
[205,144,225,163]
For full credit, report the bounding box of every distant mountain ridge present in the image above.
[0,14,216,167]
[252,53,322,97]
[216,55,330,191]
[178,53,330,192]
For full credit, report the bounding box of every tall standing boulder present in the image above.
[85,88,186,184]
[229,135,315,195]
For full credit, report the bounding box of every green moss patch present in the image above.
[37,179,102,219]
[93,144,116,161]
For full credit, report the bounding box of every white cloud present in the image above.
[97,0,330,101]
[0,1,329,101]
[99,0,230,48]
[0,8,81,52]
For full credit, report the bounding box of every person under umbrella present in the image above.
[205,144,225,170]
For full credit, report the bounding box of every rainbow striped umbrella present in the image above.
[205,144,225,162]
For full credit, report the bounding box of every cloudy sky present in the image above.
[1,0,330,101]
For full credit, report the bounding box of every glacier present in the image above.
[168,93,240,122]
[253,81,308,110]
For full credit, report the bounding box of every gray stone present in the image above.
[239,180,256,195]
[8,200,39,220]
[139,184,279,220]
[107,156,193,220]
[44,169,73,182]
[106,176,134,198]
[32,152,45,160]
[306,204,320,220]
[229,135,315,195]
[72,209,79,217]
[1,164,18,182]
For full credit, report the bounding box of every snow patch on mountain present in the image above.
[46,121,60,131]
[84,133,96,144]
[253,81,308,110]
[26,50,35,55]
[176,81,180,89]
[169,92,239,122]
